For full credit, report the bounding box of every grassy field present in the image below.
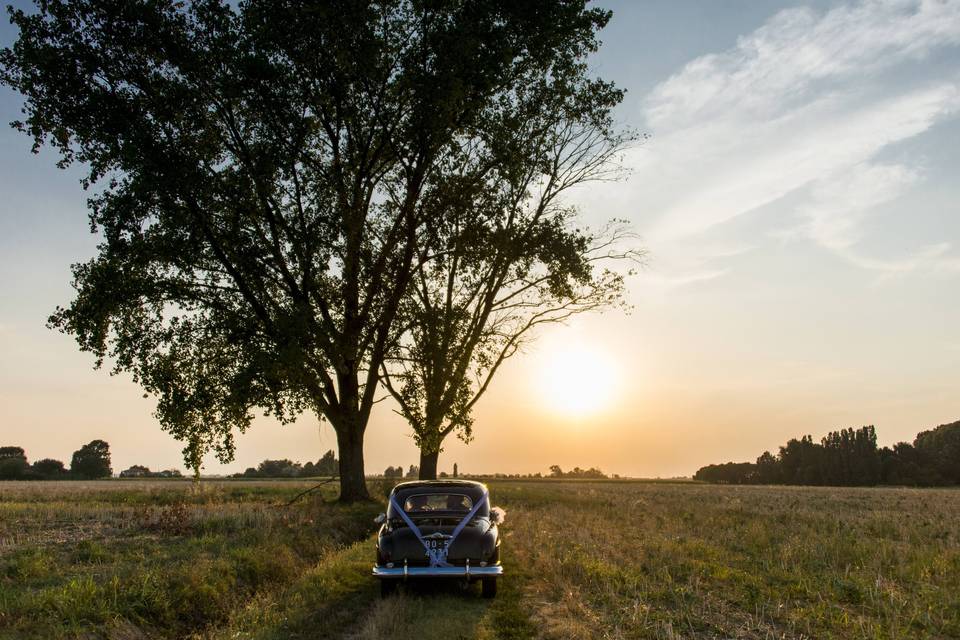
[1,480,958,639]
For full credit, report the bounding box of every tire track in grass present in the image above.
[212,532,536,640]
[346,572,535,639]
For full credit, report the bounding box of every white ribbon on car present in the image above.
[389,489,489,567]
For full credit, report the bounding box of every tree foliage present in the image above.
[0,446,29,479]
[1,0,615,500]
[32,458,68,478]
[383,465,404,479]
[70,439,112,479]
[913,420,960,485]
[305,449,338,477]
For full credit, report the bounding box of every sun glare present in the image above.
[536,344,620,418]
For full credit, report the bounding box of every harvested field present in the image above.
[2,480,958,639]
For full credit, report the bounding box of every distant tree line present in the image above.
[378,463,615,481]
[471,467,620,479]
[382,462,465,479]
[232,450,339,478]
[0,440,113,480]
[0,440,188,480]
[549,465,608,479]
[695,420,960,486]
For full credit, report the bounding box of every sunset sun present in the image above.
[536,344,620,417]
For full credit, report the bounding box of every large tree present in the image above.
[380,78,641,478]
[2,0,614,500]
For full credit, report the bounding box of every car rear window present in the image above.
[403,493,473,513]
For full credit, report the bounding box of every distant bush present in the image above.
[0,446,30,479]
[120,465,183,478]
[31,459,67,479]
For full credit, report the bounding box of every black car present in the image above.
[373,479,503,597]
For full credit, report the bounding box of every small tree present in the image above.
[70,440,112,479]
[381,69,642,478]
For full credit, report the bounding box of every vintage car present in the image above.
[373,479,503,597]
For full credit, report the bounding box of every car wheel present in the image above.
[481,577,497,598]
[380,580,397,598]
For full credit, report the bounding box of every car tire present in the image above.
[380,579,397,598]
[481,577,497,598]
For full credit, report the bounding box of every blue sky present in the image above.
[1,0,959,477]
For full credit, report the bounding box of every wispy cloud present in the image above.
[646,1,960,131]
[626,0,960,281]
[798,163,921,252]
[637,268,730,292]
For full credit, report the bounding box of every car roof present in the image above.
[390,479,488,493]
[387,479,491,517]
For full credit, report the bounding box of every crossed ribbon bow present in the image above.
[388,489,489,567]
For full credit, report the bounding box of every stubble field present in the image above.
[1,479,958,639]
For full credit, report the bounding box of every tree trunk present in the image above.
[419,448,439,480]
[335,424,369,502]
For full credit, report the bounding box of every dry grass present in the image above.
[2,479,958,639]
[496,481,960,639]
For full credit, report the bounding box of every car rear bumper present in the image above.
[373,564,503,579]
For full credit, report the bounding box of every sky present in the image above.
[1,0,959,478]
